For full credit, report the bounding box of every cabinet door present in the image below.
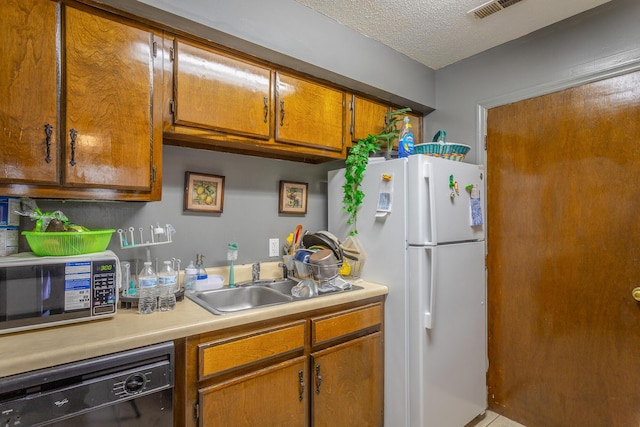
[199,356,308,427]
[0,0,58,184]
[64,7,154,190]
[406,110,423,145]
[351,96,389,143]
[174,40,271,139]
[275,72,344,153]
[311,333,383,427]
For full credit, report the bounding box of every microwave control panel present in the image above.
[64,259,117,316]
[91,259,118,315]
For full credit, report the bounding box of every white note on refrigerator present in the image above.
[469,184,483,226]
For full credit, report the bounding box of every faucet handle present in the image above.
[278,262,289,279]
[252,262,260,281]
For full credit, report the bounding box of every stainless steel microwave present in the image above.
[0,251,119,335]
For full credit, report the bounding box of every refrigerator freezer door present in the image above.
[408,242,487,426]
[407,155,485,245]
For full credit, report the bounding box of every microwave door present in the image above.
[5,266,43,321]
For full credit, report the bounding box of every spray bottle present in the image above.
[398,116,414,158]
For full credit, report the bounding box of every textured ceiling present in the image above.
[293,0,612,70]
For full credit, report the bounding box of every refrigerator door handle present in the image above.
[424,246,436,329]
[423,162,437,245]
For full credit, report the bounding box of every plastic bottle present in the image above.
[184,260,197,294]
[158,260,177,311]
[195,253,208,291]
[138,261,158,314]
[398,116,414,158]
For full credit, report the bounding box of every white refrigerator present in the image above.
[328,155,487,427]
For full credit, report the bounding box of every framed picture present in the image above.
[184,172,225,213]
[279,181,308,214]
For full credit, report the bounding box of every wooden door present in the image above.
[198,357,308,427]
[0,0,58,185]
[173,40,272,139]
[64,6,153,190]
[275,72,344,152]
[311,333,383,427]
[486,71,640,427]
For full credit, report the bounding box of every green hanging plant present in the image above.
[342,108,411,235]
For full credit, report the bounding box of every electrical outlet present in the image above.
[269,238,279,257]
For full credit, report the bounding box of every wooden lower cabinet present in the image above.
[176,299,384,427]
[311,333,383,427]
[199,356,308,426]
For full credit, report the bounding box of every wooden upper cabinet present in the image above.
[351,96,389,143]
[173,40,272,139]
[406,110,423,145]
[0,0,59,185]
[350,95,423,149]
[64,6,154,191]
[275,72,345,153]
[0,2,161,200]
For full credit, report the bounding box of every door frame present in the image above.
[476,59,640,168]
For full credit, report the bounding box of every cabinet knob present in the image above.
[263,97,269,123]
[44,124,53,163]
[633,287,640,302]
[298,370,305,402]
[280,101,285,126]
[69,128,78,166]
[315,363,322,394]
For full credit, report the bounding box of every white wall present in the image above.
[428,0,640,165]
[97,0,436,111]
[33,0,639,270]
[35,148,340,270]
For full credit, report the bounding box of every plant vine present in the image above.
[342,107,411,235]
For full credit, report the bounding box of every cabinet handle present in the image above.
[44,124,53,163]
[69,128,77,166]
[279,101,285,126]
[298,370,305,401]
[263,97,269,123]
[315,364,322,394]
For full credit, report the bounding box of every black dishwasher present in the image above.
[0,341,174,426]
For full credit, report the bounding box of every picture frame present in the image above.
[184,172,225,213]
[279,181,308,214]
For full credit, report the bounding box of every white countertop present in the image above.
[0,279,387,378]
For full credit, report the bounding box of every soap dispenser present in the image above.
[195,253,208,291]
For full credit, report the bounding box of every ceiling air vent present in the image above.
[468,0,525,19]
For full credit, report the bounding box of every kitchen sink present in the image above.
[188,286,293,315]
[187,278,362,315]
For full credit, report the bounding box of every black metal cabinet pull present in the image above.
[44,124,53,163]
[69,128,77,166]
[315,364,322,394]
[298,370,305,401]
[263,97,269,123]
[280,100,285,126]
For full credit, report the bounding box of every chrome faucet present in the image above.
[278,262,289,279]
[252,262,260,282]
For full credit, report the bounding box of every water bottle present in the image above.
[158,260,177,311]
[184,260,197,294]
[138,261,158,314]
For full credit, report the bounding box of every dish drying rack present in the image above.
[117,223,184,309]
[117,223,176,262]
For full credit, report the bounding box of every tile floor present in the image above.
[465,410,526,427]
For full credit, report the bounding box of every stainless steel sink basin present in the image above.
[187,277,363,315]
[188,286,293,315]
